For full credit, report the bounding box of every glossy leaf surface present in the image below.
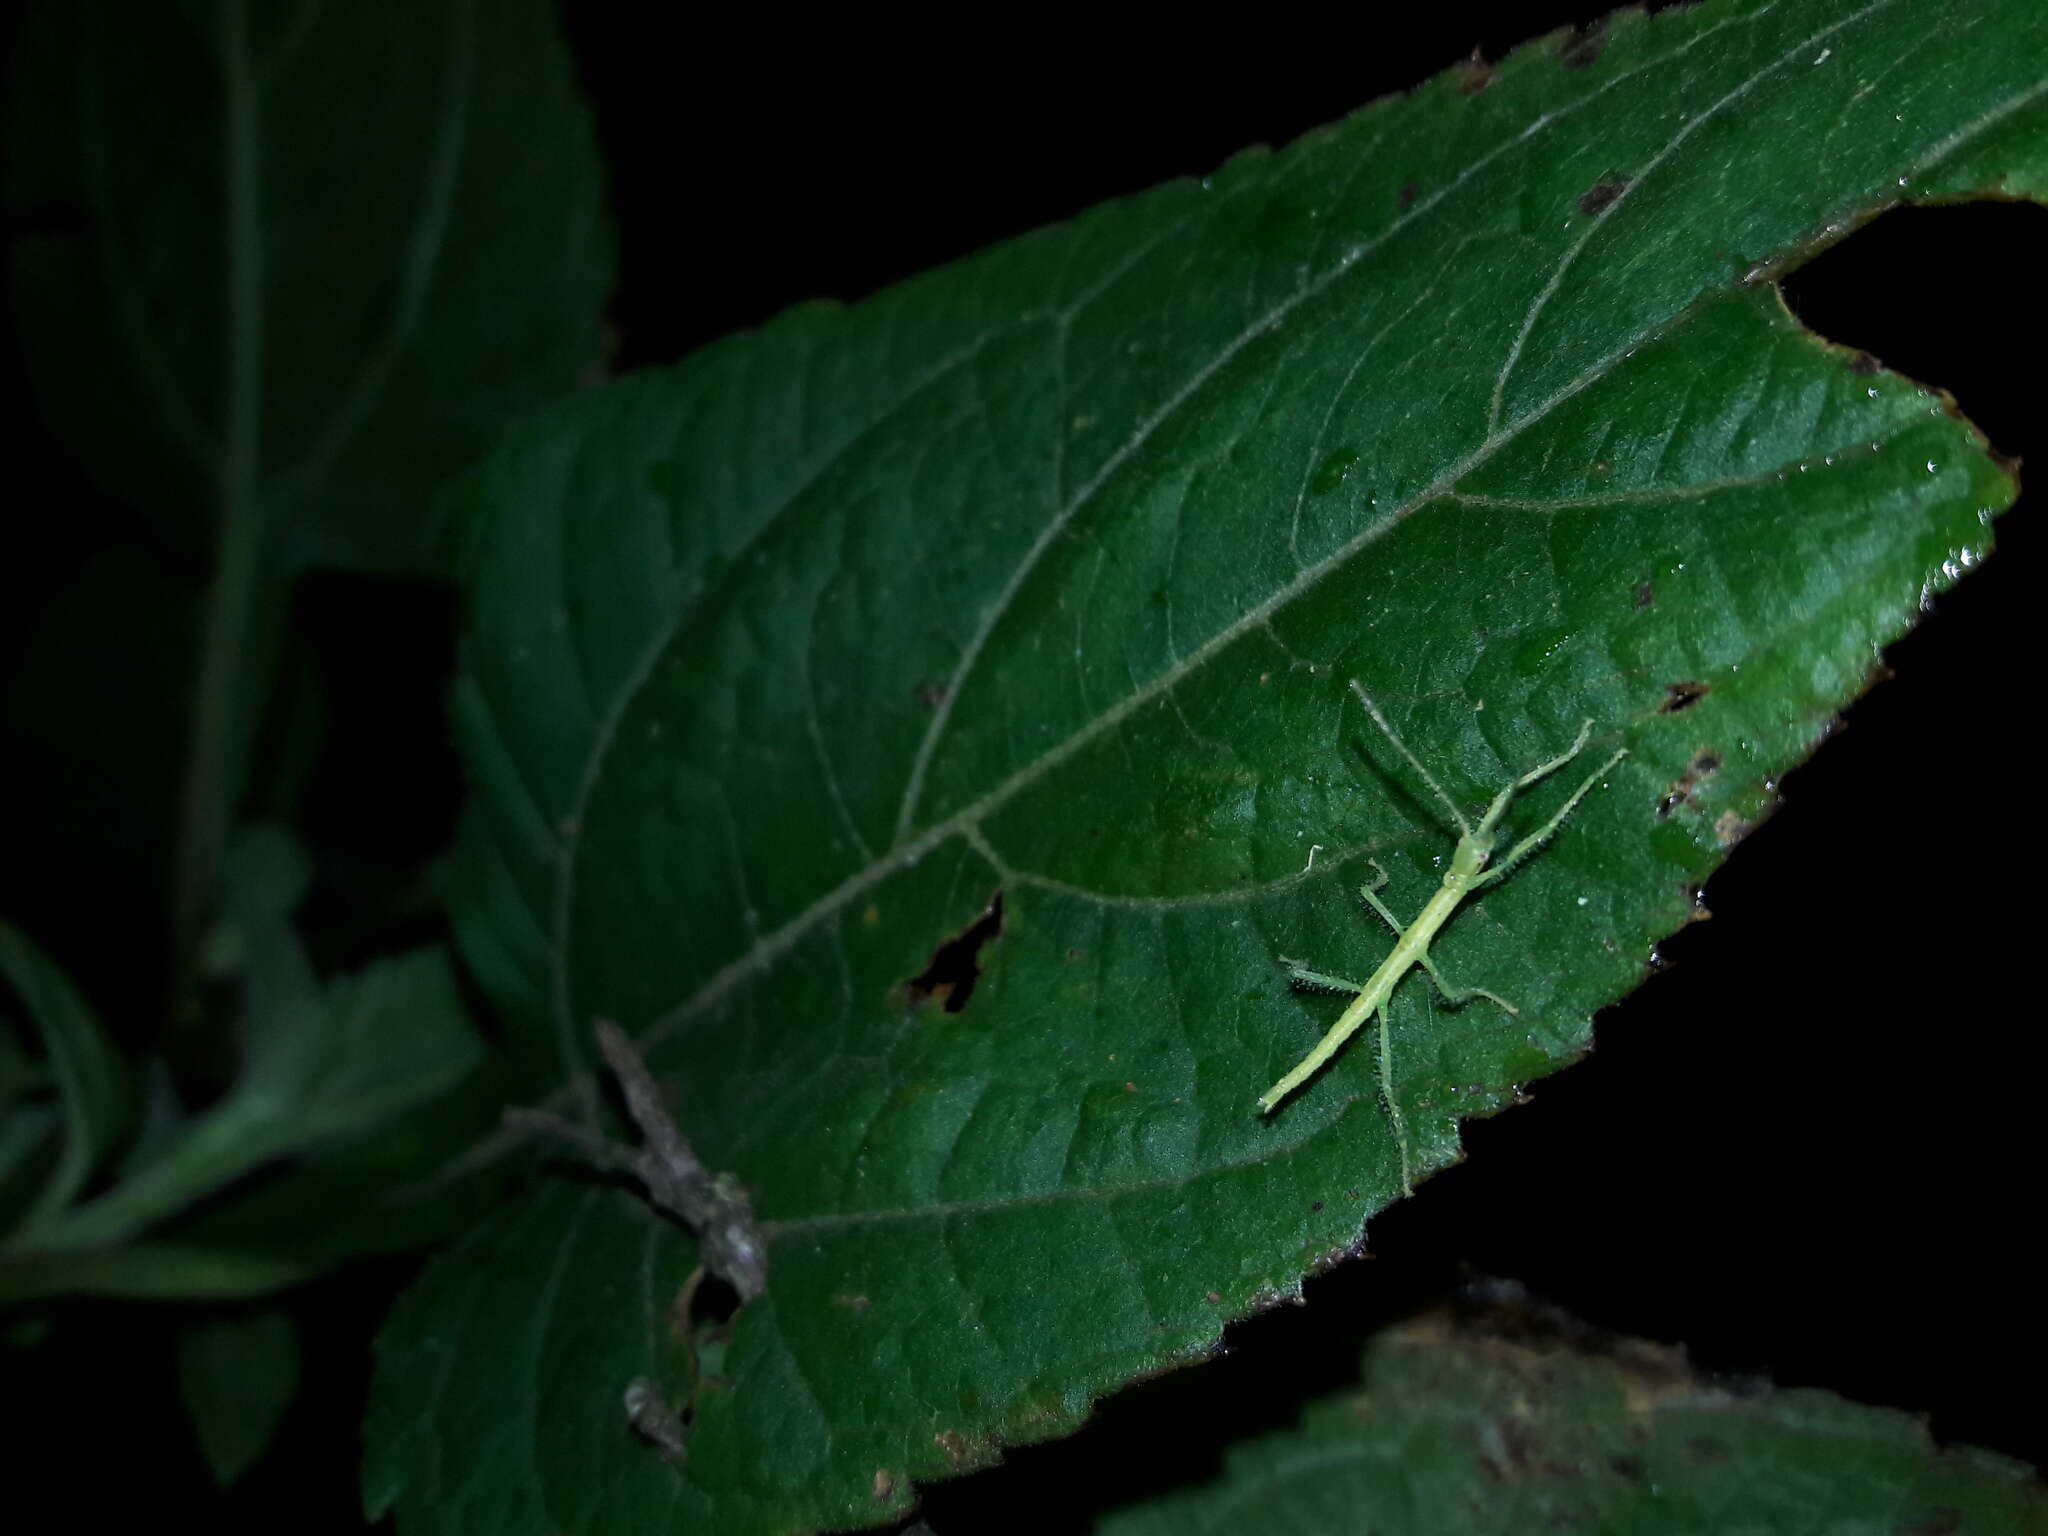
[371,3,2046,1530]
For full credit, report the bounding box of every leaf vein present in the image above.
[1487,0,1880,434]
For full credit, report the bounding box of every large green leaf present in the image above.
[371,3,2046,1532]
[1096,1287,2046,1534]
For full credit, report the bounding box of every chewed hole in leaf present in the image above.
[685,1267,742,1330]
[905,892,1004,1014]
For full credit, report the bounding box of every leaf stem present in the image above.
[174,0,267,992]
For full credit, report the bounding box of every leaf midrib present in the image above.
[547,4,1753,1062]
[885,0,1772,849]
[520,0,2022,1161]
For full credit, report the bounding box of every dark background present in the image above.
[4,3,2042,1530]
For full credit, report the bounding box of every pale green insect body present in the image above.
[1261,682,1627,1188]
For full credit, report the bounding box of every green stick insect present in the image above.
[1261,681,1627,1188]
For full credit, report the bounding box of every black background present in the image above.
[4,3,2042,1530]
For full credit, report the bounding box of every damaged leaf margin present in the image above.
[373,4,2046,1533]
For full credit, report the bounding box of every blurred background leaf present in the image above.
[0,920,134,1237]
[1095,1285,2046,1535]
[5,0,613,577]
[2,0,613,1009]
[178,1307,300,1488]
[1,830,488,1297]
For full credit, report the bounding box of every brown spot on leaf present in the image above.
[914,678,948,709]
[831,1293,872,1314]
[1559,21,1609,68]
[1577,176,1629,216]
[1459,50,1494,92]
[1399,178,1420,209]
[1634,581,1655,610]
[1848,350,1881,374]
[1657,747,1726,819]
[1477,1413,1550,1480]
[872,1468,896,1501]
[905,893,1004,1013]
[933,1429,971,1466]
[1659,680,1709,714]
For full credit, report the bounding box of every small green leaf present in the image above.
[0,921,133,1235]
[377,3,2048,1531]
[1098,1291,2046,1534]
[178,1309,301,1488]
[238,945,482,1147]
[212,821,315,939]
[31,943,481,1256]
[2,827,489,1296]
[0,1055,502,1298]
[169,1045,510,1274]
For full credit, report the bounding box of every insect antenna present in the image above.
[1349,680,1472,837]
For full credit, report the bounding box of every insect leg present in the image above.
[1349,681,1473,837]
[1476,745,1628,889]
[1280,958,1369,995]
[1375,996,1413,1196]
[1414,949,1518,1015]
[1514,717,1597,788]
[1355,862,1407,939]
